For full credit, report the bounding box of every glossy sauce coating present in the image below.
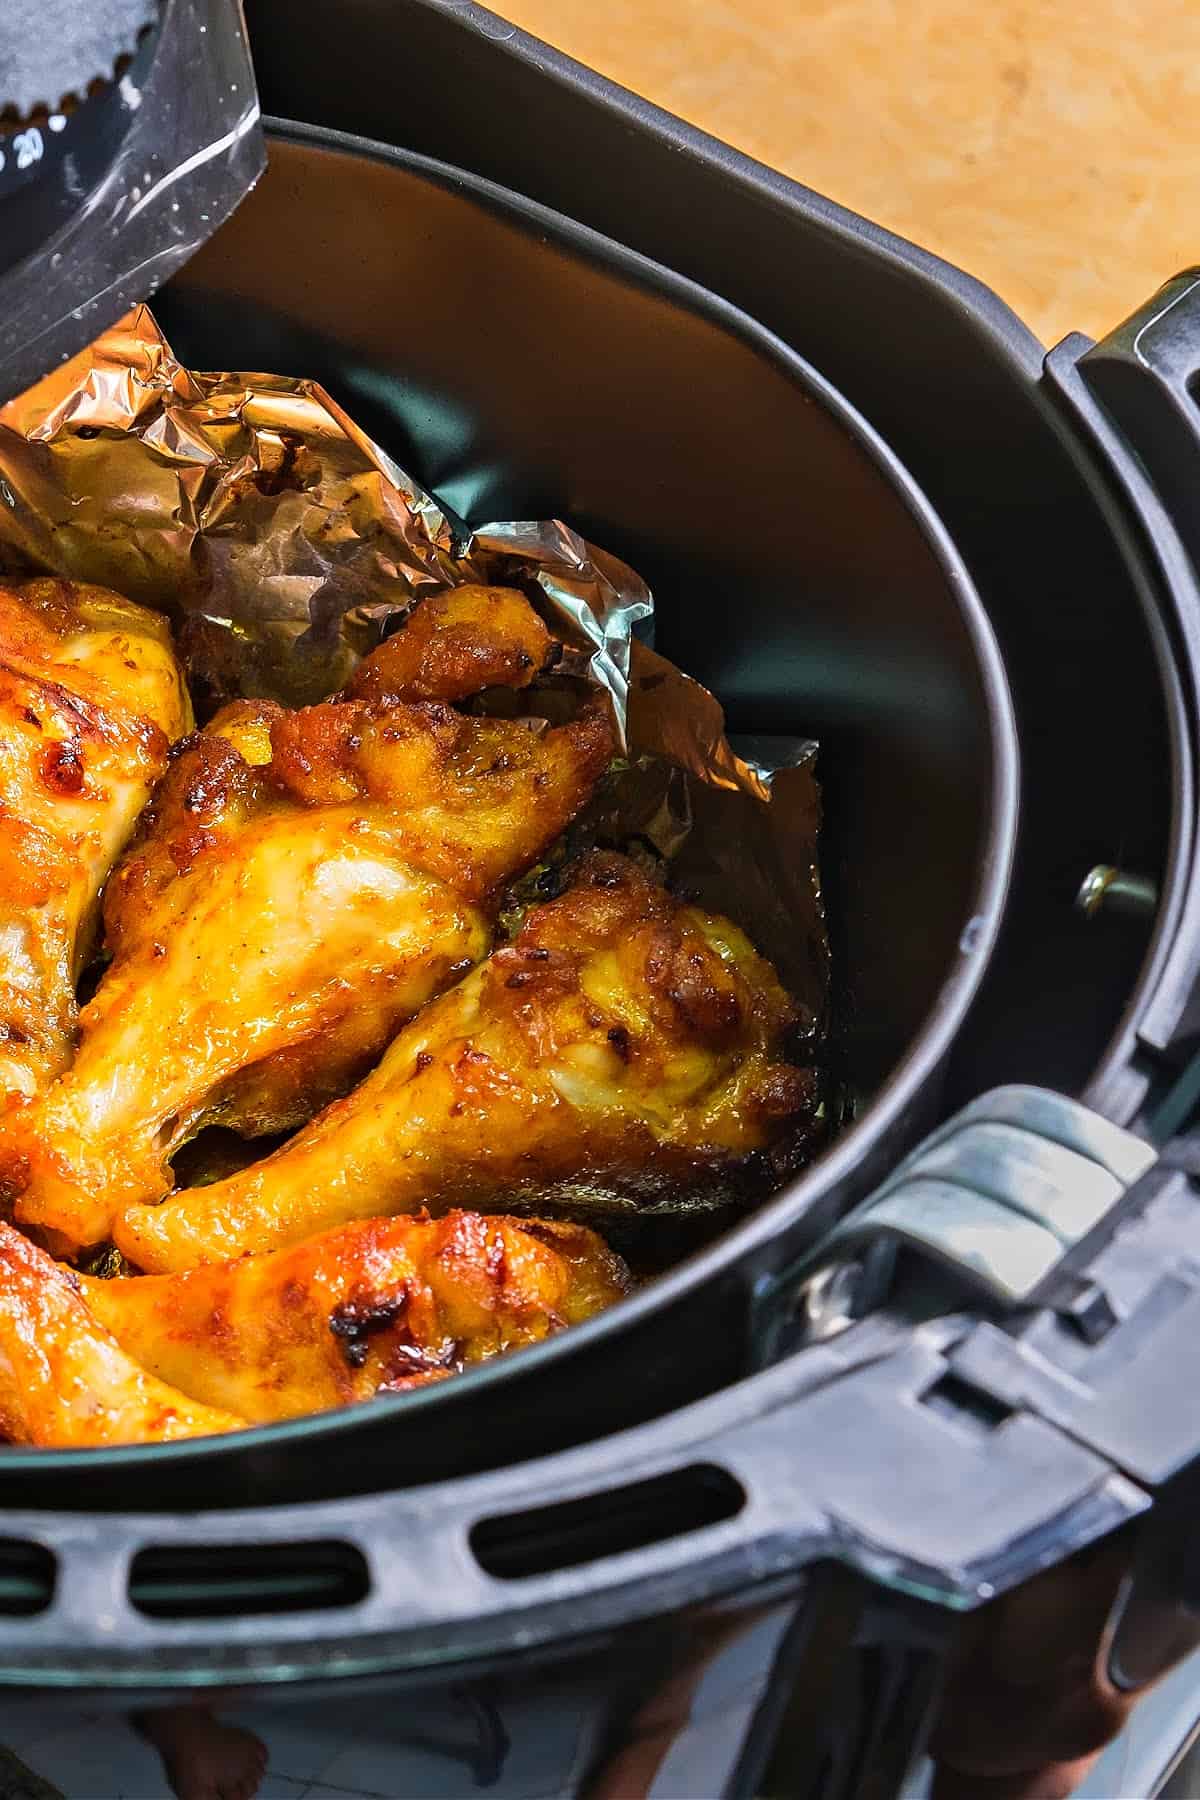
[3,591,611,1253]
[117,853,814,1272]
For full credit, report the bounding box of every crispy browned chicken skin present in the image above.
[347,584,554,706]
[83,1210,630,1425]
[0,579,191,1100]
[4,588,611,1254]
[118,854,813,1273]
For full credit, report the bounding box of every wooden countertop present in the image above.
[502,0,1200,346]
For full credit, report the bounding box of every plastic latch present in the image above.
[940,1161,1200,1489]
[789,1086,1157,1315]
[1077,271,1200,587]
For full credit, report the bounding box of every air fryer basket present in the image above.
[0,124,1019,1513]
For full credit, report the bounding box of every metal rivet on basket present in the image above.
[1076,864,1159,920]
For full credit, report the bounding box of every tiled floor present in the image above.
[0,1686,594,1800]
[0,1703,467,1800]
[0,1614,792,1797]
[8,1621,1190,1796]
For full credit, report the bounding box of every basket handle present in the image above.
[0,1087,1180,1693]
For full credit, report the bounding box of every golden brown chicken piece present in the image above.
[0,579,191,1101]
[83,1210,630,1423]
[5,635,612,1255]
[118,854,814,1273]
[347,584,555,705]
[0,1222,243,1446]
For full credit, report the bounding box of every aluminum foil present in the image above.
[0,301,828,1047]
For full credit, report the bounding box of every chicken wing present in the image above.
[0,1222,243,1446]
[0,579,191,1100]
[347,583,555,705]
[118,853,814,1272]
[5,612,611,1254]
[83,1210,630,1423]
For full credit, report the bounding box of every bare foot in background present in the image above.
[132,1708,267,1800]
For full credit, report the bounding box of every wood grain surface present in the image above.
[502,0,1200,346]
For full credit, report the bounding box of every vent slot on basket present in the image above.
[130,1540,369,1619]
[0,1540,55,1615]
[470,1463,745,1581]
[922,1372,1013,1435]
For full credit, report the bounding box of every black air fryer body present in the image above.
[3,5,1200,1797]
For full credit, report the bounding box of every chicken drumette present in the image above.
[118,853,815,1273]
[0,579,191,1101]
[0,1222,242,1446]
[4,586,612,1253]
[0,1208,626,1446]
[83,1210,630,1424]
